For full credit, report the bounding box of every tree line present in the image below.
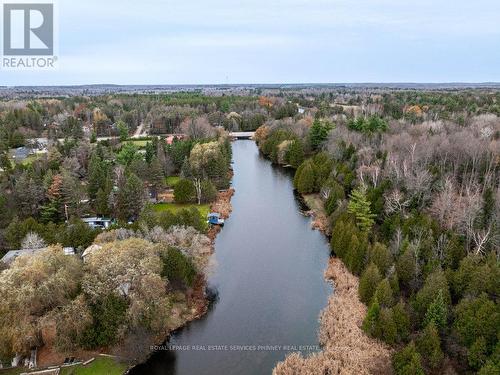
[256,103,499,374]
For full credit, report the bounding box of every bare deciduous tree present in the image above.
[20,232,46,250]
[180,116,216,140]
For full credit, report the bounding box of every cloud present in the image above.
[2,0,500,85]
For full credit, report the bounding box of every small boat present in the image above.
[207,212,225,226]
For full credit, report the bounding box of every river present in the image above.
[131,140,332,375]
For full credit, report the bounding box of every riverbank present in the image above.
[182,187,235,322]
[28,189,235,374]
[301,194,330,235]
[207,188,235,241]
[273,195,393,375]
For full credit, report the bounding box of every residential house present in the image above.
[81,217,113,229]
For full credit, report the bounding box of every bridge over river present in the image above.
[229,132,254,139]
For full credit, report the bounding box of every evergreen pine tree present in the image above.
[393,342,425,375]
[347,187,376,233]
[308,119,331,151]
[423,289,448,330]
[392,301,411,342]
[359,263,382,304]
[286,140,305,168]
[88,152,106,199]
[363,298,381,336]
[295,160,316,193]
[374,278,394,308]
[416,323,444,369]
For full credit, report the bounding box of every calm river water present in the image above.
[131,140,331,375]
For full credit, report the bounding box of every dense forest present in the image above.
[256,90,500,374]
[0,94,235,367]
[0,88,499,373]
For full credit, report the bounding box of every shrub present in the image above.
[174,178,196,203]
[454,294,499,351]
[478,361,500,375]
[362,298,381,337]
[80,294,128,349]
[161,246,197,288]
[330,214,368,275]
[58,218,98,249]
[378,307,398,344]
[469,337,489,370]
[157,210,178,230]
[392,301,411,343]
[200,180,218,203]
[285,139,305,168]
[359,263,382,304]
[368,242,392,276]
[312,152,333,188]
[157,207,206,232]
[392,342,425,375]
[347,116,388,134]
[294,160,316,193]
[374,278,394,308]
[344,232,368,275]
[423,289,447,330]
[308,119,332,151]
[176,208,206,232]
[396,245,417,290]
[324,180,345,215]
[416,323,444,369]
[453,254,499,300]
[414,269,451,323]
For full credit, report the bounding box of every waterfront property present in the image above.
[81,217,113,229]
[207,212,225,225]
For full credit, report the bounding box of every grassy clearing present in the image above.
[128,140,150,148]
[165,176,181,187]
[8,154,40,168]
[153,202,210,217]
[0,357,127,375]
[302,194,326,214]
[20,155,40,166]
[59,357,127,375]
[302,193,330,234]
[0,368,24,375]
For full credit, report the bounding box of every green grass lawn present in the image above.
[0,367,24,375]
[165,176,181,187]
[7,154,40,168]
[128,140,150,148]
[59,357,127,375]
[20,155,40,166]
[153,202,210,217]
[0,356,127,375]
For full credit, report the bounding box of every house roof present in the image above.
[63,247,75,255]
[1,248,45,265]
[81,217,112,223]
[13,147,30,159]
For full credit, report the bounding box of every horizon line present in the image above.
[2,82,500,89]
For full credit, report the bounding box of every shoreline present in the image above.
[123,187,235,372]
[34,188,235,373]
[273,192,393,375]
[124,187,235,371]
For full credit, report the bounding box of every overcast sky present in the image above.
[2,0,500,85]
